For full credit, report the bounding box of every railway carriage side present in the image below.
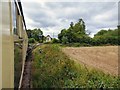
[1,0,28,88]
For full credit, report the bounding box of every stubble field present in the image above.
[62,46,119,75]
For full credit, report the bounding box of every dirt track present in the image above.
[21,51,32,88]
[62,46,118,75]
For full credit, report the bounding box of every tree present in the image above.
[27,28,44,43]
[52,38,59,43]
[28,38,36,43]
[94,30,107,37]
[26,29,32,38]
[70,22,74,29]
[32,28,43,41]
[93,29,119,45]
[58,29,67,42]
[71,18,86,35]
[58,18,90,44]
[62,36,68,44]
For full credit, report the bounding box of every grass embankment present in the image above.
[14,44,22,88]
[32,44,119,88]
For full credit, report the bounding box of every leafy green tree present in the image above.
[27,28,44,43]
[94,30,107,37]
[93,29,119,45]
[32,28,43,41]
[62,36,68,44]
[58,18,120,46]
[28,38,36,43]
[58,18,90,44]
[70,22,74,29]
[73,18,86,35]
[52,38,59,43]
[58,29,67,42]
[26,29,32,38]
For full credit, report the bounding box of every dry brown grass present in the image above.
[62,46,118,75]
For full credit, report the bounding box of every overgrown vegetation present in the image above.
[14,44,22,88]
[32,44,120,88]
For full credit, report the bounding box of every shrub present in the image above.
[52,38,59,43]
[72,43,80,47]
[62,36,68,44]
[43,42,52,44]
[14,44,22,88]
[28,38,36,43]
[32,44,120,88]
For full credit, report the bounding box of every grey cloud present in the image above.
[37,18,59,27]
[22,2,118,37]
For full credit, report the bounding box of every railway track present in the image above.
[20,43,41,88]
[21,48,32,88]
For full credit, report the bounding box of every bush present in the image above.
[62,36,68,44]
[80,43,91,47]
[72,43,80,47]
[14,44,22,88]
[32,44,120,88]
[52,38,59,43]
[43,42,52,44]
[28,38,36,43]
[92,29,119,46]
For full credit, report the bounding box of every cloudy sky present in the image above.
[22,0,118,38]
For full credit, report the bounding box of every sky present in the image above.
[22,0,119,38]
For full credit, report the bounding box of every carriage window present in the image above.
[12,2,17,35]
[12,2,23,88]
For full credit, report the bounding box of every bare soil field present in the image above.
[62,46,119,75]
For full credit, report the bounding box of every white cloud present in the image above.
[22,2,118,38]
[21,0,119,2]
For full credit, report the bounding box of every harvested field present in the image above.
[62,46,119,75]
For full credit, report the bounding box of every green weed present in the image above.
[32,44,120,88]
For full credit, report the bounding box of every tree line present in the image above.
[58,18,120,46]
[26,19,120,46]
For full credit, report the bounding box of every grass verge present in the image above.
[32,44,120,88]
[14,44,22,88]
